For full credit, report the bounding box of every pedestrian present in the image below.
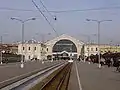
[114,60,120,72]
[100,58,105,66]
[5,58,8,64]
[117,59,120,72]
[107,59,111,67]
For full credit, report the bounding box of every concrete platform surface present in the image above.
[68,61,120,90]
[0,60,65,82]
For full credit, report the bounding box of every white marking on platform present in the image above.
[75,62,82,90]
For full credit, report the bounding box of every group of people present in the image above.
[84,52,120,72]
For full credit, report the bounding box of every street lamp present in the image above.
[85,35,91,63]
[0,33,9,65]
[86,19,112,68]
[42,33,52,63]
[0,36,3,64]
[36,33,51,63]
[79,34,91,63]
[11,17,36,68]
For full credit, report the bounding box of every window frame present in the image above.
[28,47,30,50]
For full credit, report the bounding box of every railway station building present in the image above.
[45,34,84,60]
[18,34,120,61]
[18,34,84,61]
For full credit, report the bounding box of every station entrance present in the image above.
[52,39,77,60]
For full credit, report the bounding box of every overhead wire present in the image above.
[39,0,55,19]
[32,0,58,36]
[0,7,35,12]
[0,6,120,13]
[49,7,120,13]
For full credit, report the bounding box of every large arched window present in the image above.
[52,39,77,52]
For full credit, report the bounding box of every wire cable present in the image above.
[50,6,120,13]
[0,7,35,12]
[0,6,120,13]
[32,0,58,36]
[39,0,55,19]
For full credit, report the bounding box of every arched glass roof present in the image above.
[52,39,77,52]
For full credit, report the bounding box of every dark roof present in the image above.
[26,39,39,44]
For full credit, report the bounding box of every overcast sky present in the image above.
[0,0,120,44]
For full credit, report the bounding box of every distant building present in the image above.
[84,44,120,57]
[8,44,18,54]
[18,39,46,61]
[17,34,120,61]
[84,44,99,56]
[100,45,120,53]
[18,34,84,61]
[0,44,18,54]
[45,34,84,60]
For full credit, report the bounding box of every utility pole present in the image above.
[41,34,44,64]
[86,19,112,68]
[87,36,91,64]
[11,17,36,68]
[0,36,2,64]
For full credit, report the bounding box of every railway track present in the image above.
[0,62,67,90]
[40,63,73,90]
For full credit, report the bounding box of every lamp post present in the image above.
[0,33,9,64]
[40,33,51,63]
[11,17,36,68]
[87,36,91,64]
[79,34,91,63]
[0,36,3,64]
[86,19,112,68]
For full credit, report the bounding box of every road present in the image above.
[69,61,120,90]
[0,60,65,82]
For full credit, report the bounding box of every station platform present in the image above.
[68,61,120,90]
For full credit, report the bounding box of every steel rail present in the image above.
[0,62,66,90]
[40,63,72,90]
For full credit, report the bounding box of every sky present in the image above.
[0,0,120,44]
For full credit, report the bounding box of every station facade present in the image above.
[18,34,84,61]
[45,34,84,60]
[18,34,120,61]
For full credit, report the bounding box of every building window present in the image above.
[47,48,48,51]
[28,47,30,50]
[96,48,98,51]
[87,48,89,51]
[91,48,93,51]
[23,47,25,50]
[28,56,30,59]
[34,47,36,51]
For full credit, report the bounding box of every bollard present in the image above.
[98,64,101,68]
[88,61,90,64]
[42,61,44,64]
[20,63,24,68]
